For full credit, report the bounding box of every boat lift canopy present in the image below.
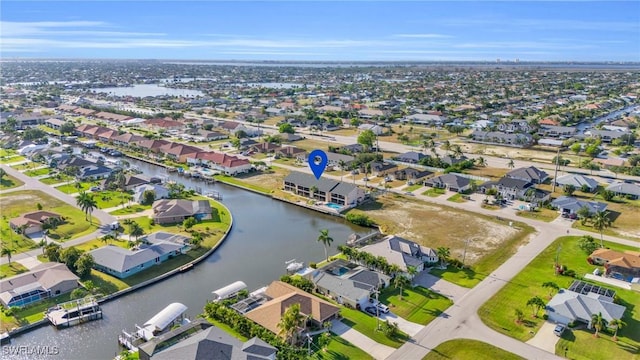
[211,281,247,302]
[138,302,187,341]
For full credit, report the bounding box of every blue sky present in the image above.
[2,1,639,61]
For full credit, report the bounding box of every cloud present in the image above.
[0,20,165,37]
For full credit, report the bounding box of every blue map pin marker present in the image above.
[308,149,328,180]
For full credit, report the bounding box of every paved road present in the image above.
[0,164,117,265]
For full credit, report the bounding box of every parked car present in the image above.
[364,307,378,316]
[376,303,390,314]
[553,324,566,337]
[90,186,101,191]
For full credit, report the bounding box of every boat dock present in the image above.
[45,296,103,328]
[118,302,189,351]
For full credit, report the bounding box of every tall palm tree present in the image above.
[338,160,346,182]
[526,296,546,317]
[129,222,145,243]
[310,185,318,200]
[591,312,608,338]
[317,229,334,262]
[1,247,13,264]
[76,191,97,224]
[406,265,418,279]
[507,158,515,169]
[436,247,450,268]
[542,281,559,298]
[609,318,626,341]
[452,145,463,159]
[591,210,612,248]
[393,275,411,300]
[115,171,127,206]
[476,156,487,167]
[277,303,305,345]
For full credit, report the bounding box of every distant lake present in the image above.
[90,84,204,98]
[241,82,306,89]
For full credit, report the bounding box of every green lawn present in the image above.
[0,174,24,190]
[0,190,100,247]
[73,238,130,253]
[214,174,272,194]
[339,307,410,348]
[55,181,92,194]
[0,262,29,278]
[422,188,445,197]
[379,286,452,325]
[515,208,559,222]
[11,162,38,171]
[422,339,523,360]
[0,155,26,164]
[23,167,51,177]
[313,333,374,360]
[403,184,423,192]
[93,190,133,209]
[40,174,73,185]
[0,149,17,157]
[556,326,639,360]
[479,236,639,359]
[446,193,467,203]
[109,204,151,215]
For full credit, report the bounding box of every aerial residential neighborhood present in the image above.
[1,1,640,359]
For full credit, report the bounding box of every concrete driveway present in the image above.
[413,271,470,303]
[526,321,561,354]
[378,311,423,336]
[330,319,395,360]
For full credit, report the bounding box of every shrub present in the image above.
[345,213,375,227]
[309,263,317,269]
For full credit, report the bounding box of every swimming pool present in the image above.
[326,202,342,210]
[333,266,349,276]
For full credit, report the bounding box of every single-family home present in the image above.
[546,287,625,328]
[0,262,79,307]
[275,146,306,159]
[424,174,471,193]
[90,232,191,279]
[551,196,608,216]
[310,271,373,309]
[152,199,212,224]
[506,166,549,184]
[137,319,277,360]
[369,162,398,177]
[470,130,533,147]
[402,113,445,126]
[393,168,433,182]
[245,281,340,337]
[9,211,63,236]
[283,172,365,206]
[339,144,364,154]
[102,174,149,191]
[589,249,640,282]
[606,182,640,200]
[395,151,427,164]
[554,174,599,193]
[480,177,540,201]
[587,129,630,143]
[133,184,170,204]
[537,125,576,138]
[250,142,280,154]
[357,123,386,135]
[360,235,438,273]
[78,165,114,180]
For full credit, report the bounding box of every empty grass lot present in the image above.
[0,155,26,164]
[479,236,639,359]
[379,286,452,325]
[339,307,410,348]
[55,181,92,194]
[403,184,423,192]
[515,208,559,222]
[0,262,28,278]
[422,187,445,197]
[313,333,374,360]
[109,204,151,215]
[92,190,133,209]
[23,167,51,177]
[0,173,24,189]
[422,339,523,360]
[39,174,73,185]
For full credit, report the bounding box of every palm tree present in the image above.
[542,281,559,298]
[591,312,608,338]
[526,296,546,317]
[591,210,612,248]
[515,308,524,324]
[317,229,334,262]
[76,191,97,224]
[310,185,318,200]
[129,222,145,243]
[1,247,13,264]
[393,275,411,300]
[476,156,487,167]
[507,158,515,169]
[115,171,127,206]
[406,265,418,279]
[338,160,346,182]
[436,247,450,268]
[38,239,47,255]
[277,303,305,345]
[452,145,463,159]
[0,168,6,182]
[609,318,626,341]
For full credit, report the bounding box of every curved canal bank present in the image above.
[6,159,368,360]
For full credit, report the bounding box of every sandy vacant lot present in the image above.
[351,194,526,265]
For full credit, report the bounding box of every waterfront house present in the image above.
[137,319,276,360]
[424,174,471,193]
[0,262,79,307]
[10,211,62,236]
[102,174,149,191]
[78,164,114,180]
[360,235,438,273]
[133,184,170,204]
[551,196,608,216]
[245,281,340,337]
[506,166,549,184]
[90,232,191,279]
[152,199,212,224]
[186,152,252,176]
[111,132,145,147]
[589,249,640,282]
[283,172,365,206]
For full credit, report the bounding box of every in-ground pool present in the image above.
[332,266,349,276]
[326,202,342,210]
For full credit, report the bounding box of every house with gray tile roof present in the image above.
[138,319,276,360]
[133,184,170,204]
[152,199,212,225]
[470,130,533,148]
[310,271,374,309]
[606,182,640,199]
[551,196,607,216]
[506,166,549,184]
[0,263,79,307]
[283,172,365,206]
[360,235,437,273]
[424,173,471,193]
[555,174,599,192]
[90,232,190,279]
[395,151,426,164]
[546,289,625,329]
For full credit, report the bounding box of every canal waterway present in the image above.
[89,84,204,97]
[7,158,368,359]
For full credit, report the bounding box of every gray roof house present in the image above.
[152,199,212,224]
[310,271,374,309]
[138,319,276,360]
[393,168,433,182]
[587,129,630,143]
[0,262,79,307]
[555,174,599,192]
[470,130,533,148]
[606,182,640,200]
[283,171,365,206]
[360,235,438,273]
[506,166,549,184]
[480,177,551,203]
[78,165,114,180]
[90,232,190,279]
[424,174,471,193]
[546,289,626,329]
[133,184,170,204]
[551,196,608,215]
[396,151,427,164]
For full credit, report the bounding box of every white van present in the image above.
[377,303,390,314]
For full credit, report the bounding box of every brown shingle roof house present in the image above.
[9,211,62,236]
[245,281,340,336]
[152,199,212,225]
[0,262,79,307]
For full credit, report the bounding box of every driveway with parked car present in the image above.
[526,321,563,353]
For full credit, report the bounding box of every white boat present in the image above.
[45,296,102,328]
[286,259,304,273]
